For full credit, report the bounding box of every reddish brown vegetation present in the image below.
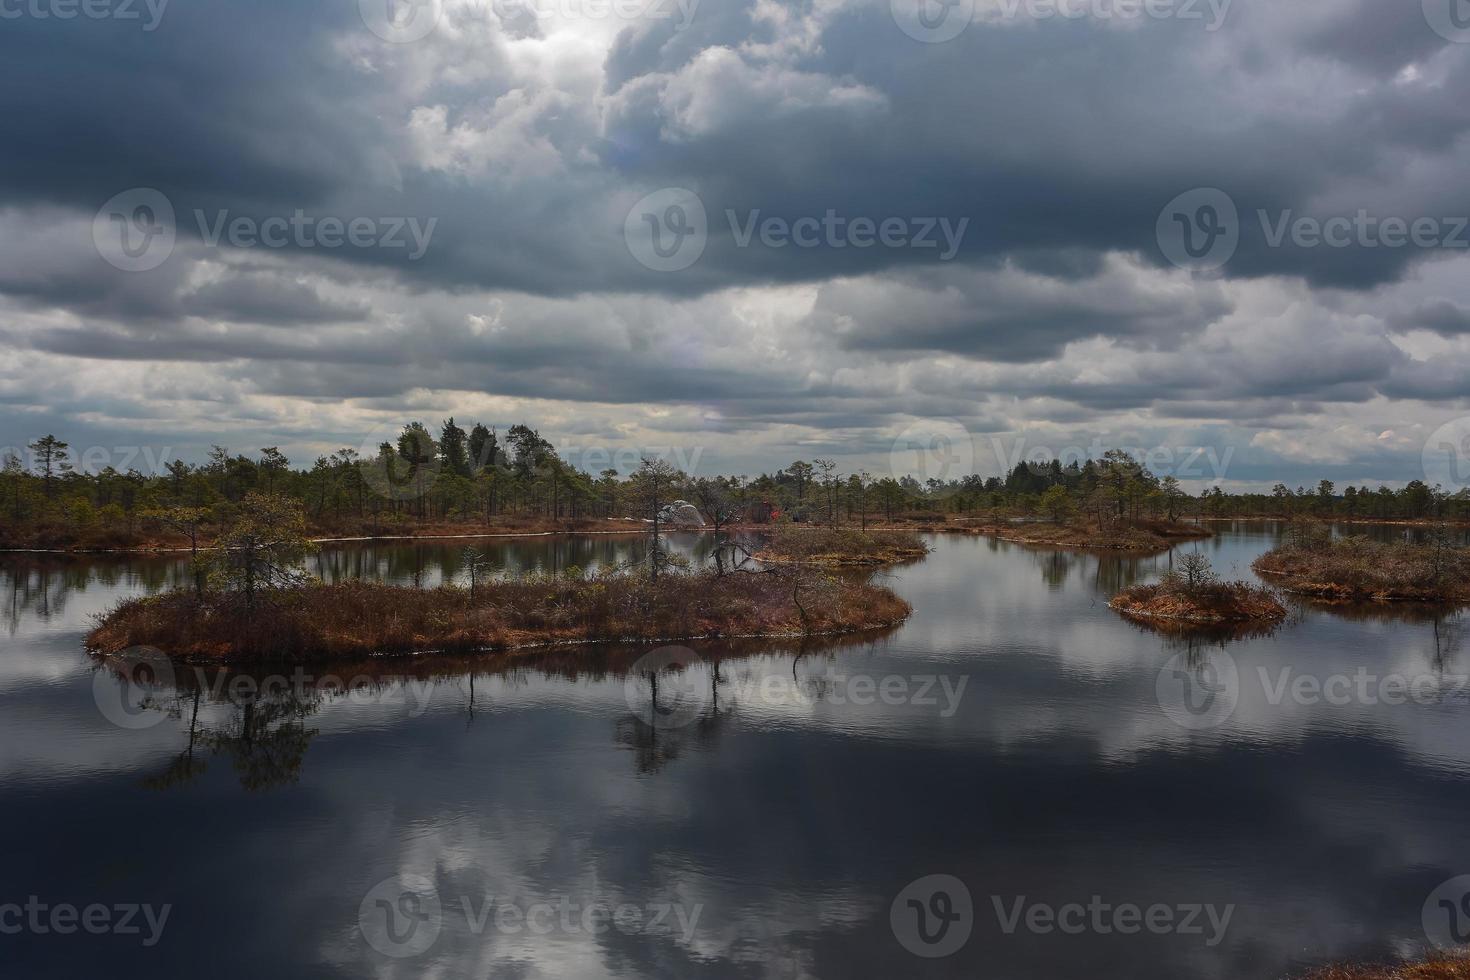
[1110,579,1287,625]
[755,526,930,566]
[972,518,1211,553]
[86,571,912,663]
[1299,952,1470,979]
[1111,553,1284,627]
[1254,535,1470,603]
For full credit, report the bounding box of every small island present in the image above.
[1253,528,1470,603]
[754,526,930,567]
[1110,554,1286,627]
[86,493,912,664]
[88,573,912,663]
[976,517,1211,553]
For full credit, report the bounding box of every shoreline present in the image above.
[0,526,661,556]
[95,620,911,669]
[14,514,1462,561]
[0,522,944,558]
[1253,567,1470,605]
[968,519,1212,554]
[1196,516,1470,527]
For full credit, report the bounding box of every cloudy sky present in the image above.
[3,0,1470,489]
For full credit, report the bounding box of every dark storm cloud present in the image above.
[5,0,1468,305]
[805,260,1234,362]
[1,0,1468,478]
[601,3,1470,291]
[1298,0,1448,76]
[1400,300,1470,336]
[0,0,364,214]
[179,273,370,327]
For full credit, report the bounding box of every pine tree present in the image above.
[440,418,470,477]
[468,423,497,472]
[27,434,71,499]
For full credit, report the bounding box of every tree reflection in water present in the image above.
[3,555,190,635]
[130,669,321,793]
[92,628,896,788]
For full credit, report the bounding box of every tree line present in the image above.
[3,426,1468,548]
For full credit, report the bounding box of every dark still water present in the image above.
[3,524,1470,979]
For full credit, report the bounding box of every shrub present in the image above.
[1112,554,1284,625]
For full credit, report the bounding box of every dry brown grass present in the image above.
[86,569,913,663]
[755,526,930,566]
[1254,536,1470,602]
[974,518,1211,553]
[1110,580,1286,625]
[1299,952,1470,979]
